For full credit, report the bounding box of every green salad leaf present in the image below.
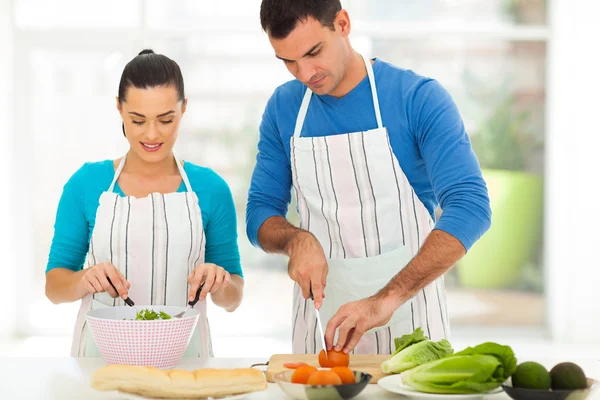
[381,328,453,374]
[393,327,427,355]
[453,342,517,379]
[401,342,517,394]
[125,309,172,320]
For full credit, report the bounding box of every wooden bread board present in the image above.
[265,354,390,384]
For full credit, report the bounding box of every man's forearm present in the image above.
[377,229,466,306]
[257,216,305,255]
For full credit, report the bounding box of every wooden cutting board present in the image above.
[265,354,391,384]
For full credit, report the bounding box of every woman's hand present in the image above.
[81,262,130,299]
[187,263,231,302]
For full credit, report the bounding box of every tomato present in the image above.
[291,365,318,384]
[318,349,349,368]
[283,362,309,369]
[307,370,343,386]
[331,367,356,384]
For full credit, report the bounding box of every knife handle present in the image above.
[107,277,135,307]
[188,282,205,307]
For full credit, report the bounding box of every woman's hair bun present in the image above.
[138,49,155,56]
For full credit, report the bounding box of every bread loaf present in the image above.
[91,364,267,398]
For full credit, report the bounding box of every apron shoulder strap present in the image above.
[293,88,313,138]
[363,56,383,129]
[174,154,193,193]
[108,155,127,193]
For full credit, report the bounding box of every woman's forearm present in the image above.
[210,274,244,312]
[45,268,88,304]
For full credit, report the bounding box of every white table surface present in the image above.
[0,357,598,400]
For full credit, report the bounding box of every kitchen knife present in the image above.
[107,277,139,315]
[173,282,205,318]
[310,287,328,359]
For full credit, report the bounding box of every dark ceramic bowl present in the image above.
[502,378,598,400]
[273,370,372,400]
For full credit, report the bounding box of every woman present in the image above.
[44,49,244,358]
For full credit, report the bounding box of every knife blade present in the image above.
[310,287,328,359]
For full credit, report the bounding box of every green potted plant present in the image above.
[456,92,544,289]
[503,0,547,25]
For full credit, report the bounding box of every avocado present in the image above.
[512,361,552,390]
[550,362,587,390]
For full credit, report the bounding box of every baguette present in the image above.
[91,364,267,399]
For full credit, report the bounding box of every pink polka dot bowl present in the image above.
[85,305,199,369]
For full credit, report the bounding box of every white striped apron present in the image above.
[70,154,213,358]
[290,56,450,355]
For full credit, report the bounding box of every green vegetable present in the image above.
[512,361,551,390]
[401,342,517,394]
[380,329,454,374]
[131,309,172,320]
[392,327,427,355]
[454,342,517,375]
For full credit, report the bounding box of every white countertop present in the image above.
[0,357,598,400]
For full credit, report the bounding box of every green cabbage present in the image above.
[401,342,517,394]
[381,329,454,374]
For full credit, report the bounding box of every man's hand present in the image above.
[324,229,465,353]
[286,231,328,309]
[324,294,399,353]
[256,217,329,307]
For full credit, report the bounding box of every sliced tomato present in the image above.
[283,362,309,369]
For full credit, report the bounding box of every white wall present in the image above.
[0,0,16,337]
[546,0,600,344]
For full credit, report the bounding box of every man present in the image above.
[246,0,491,355]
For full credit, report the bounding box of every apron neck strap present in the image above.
[293,88,313,138]
[108,153,194,193]
[363,56,383,129]
[293,55,383,139]
[108,155,127,193]
[174,154,193,193]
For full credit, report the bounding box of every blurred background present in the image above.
[0,0,599,359]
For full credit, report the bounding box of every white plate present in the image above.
[377,375,504,400]
[118,391,248,400]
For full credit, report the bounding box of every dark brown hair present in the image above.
[260,0,342,39]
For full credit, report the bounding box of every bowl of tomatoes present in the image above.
[273,350,372,400]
